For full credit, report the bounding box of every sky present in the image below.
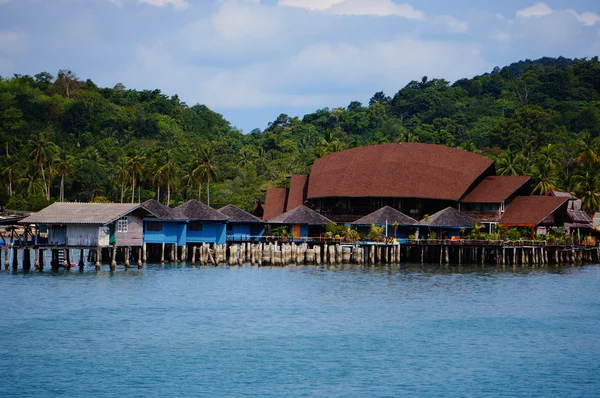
[0,0,599,133]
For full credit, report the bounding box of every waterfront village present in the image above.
[2,142,600,270]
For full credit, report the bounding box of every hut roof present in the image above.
[268,205,332,225]
[141,199,175,220]
[500,196,568,227]
[548,190,574,198]
[417,207,477,228]
[263,188,288,221]
[307,143,494,201]
[462,176,530,203]
[351,206,417,226]
[173,200,228,222]
[218,205,263,223]
[567,199,592,224]
[286,175,309,210]
[19,202,144,225]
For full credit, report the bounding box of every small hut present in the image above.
[142,199,186,246]
[268,205,332,239]
[417,207,478,239]
[174,200,229,245]
[218,204,265,242]
[19,202,159,247]
[351,206,417,239]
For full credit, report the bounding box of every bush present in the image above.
[505,228,521,241]
[368,224,384,241]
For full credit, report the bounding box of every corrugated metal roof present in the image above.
[20,203,143,225]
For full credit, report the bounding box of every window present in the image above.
[147,222,163,232]
[188,222,203,232]
[117,216,128,233]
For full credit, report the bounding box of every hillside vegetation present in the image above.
[1,56,600,212]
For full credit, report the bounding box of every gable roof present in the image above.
[20,202,144,225]
[268,205,332,225]
[500,196,569,227]
[263,188,288,221]
[351,206,417,226]
[218,204,263,223]
[286,175,309,210]
[462,176,531,203]
[173,200,228,221]
[567,199,592,224]
[141,199,175,219]
[417,207,478,228]
[307,143,494,201]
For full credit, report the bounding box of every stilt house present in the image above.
[268,205,332,239]
[218,205,265,242]
[351,206,417,239]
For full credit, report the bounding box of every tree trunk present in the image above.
[207,183,210,206]
[198,182,202,201]
[60,174,65,202]
[167,177,171,206]
[40,164,49,200]
[131,172,136,203]
[120,183,124,203]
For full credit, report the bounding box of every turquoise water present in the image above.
[1,264,599,397]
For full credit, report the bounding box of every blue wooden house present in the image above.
[351,206,417,240]
[173,200,228,245]
[268,205,332,240]
[142,199,186,246]
[218,204,265,242]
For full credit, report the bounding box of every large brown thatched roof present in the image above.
[462,176,530,203]
[142,199,175,219]
[20,203,144,225]
[218,204,263,223]
[352,206,417,226]
[263,188,288,221]
[287,175,309,210]
[500,196,568,227]
[268,205,332,225]
[417,207,477,228]
[173,200,228,221]
[307,143,493,201]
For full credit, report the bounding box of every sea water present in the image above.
[1,263,599,397]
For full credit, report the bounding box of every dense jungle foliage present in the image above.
[1,56,600,212]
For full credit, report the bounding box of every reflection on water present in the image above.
[1,263,599,397]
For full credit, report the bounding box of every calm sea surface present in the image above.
[1,263,599,397]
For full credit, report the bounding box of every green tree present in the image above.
[53,149,75,202]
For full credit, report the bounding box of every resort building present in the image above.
[268,205,332,239]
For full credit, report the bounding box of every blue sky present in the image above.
[1,0,599,133]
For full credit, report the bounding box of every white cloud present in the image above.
[516,2,553,18]
[434,15,468,33]
[138,0,188,10]
[279,0,425,19]
[212,1,284,41]
[278,0,345,10]
[329,0,424,19]
[568,9,600,26]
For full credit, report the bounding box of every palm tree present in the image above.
[496,150,526,176]
[557,169,577,195]
[537,144,560,168]
[574,165,600,213]
[532,161,558,196]
[53,149,74,202]
[17,166,43,197]
[576,131,599,165]
[116,157,130,203]
[196,147,218,206]
[128,155,144,203]
[0,153,19,196]
[28,132,57,200]
[156,149,178,206]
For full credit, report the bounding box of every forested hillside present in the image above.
[1,56,600,212]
